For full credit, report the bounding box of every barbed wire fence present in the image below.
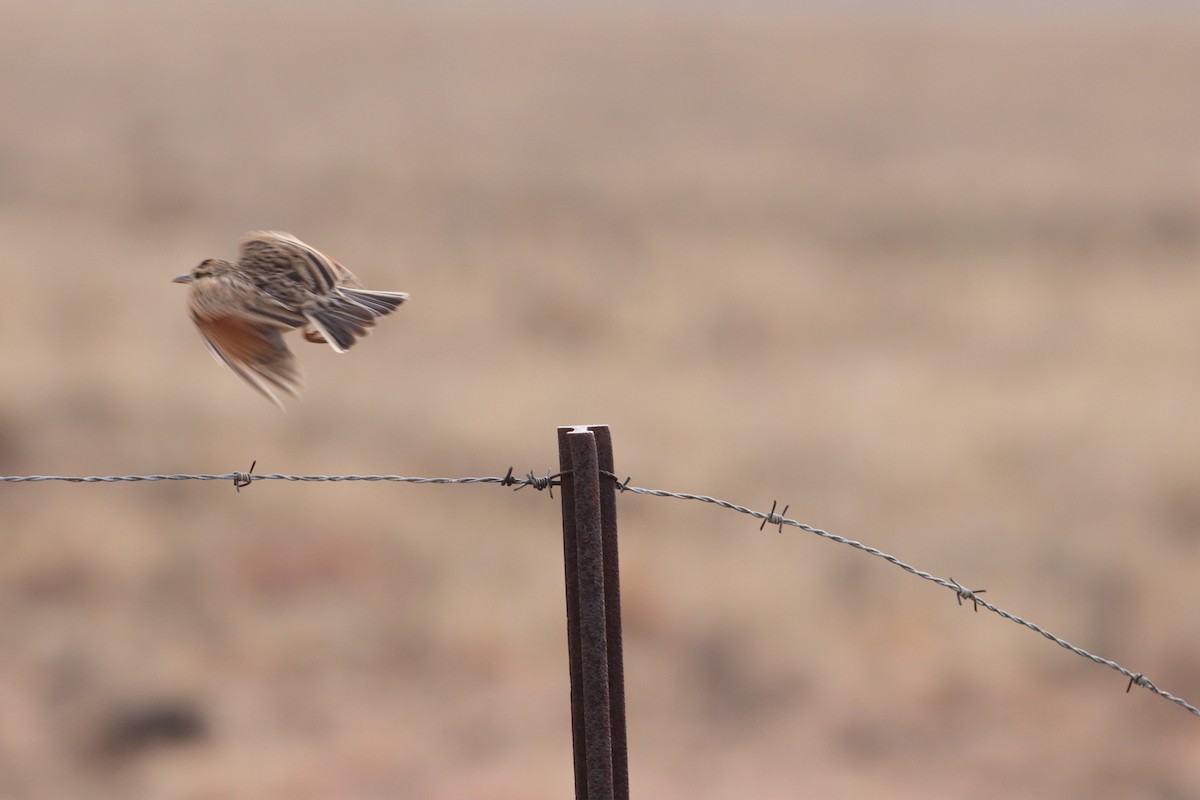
[3,461,1195,719]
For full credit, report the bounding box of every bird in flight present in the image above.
[174,231,408,409]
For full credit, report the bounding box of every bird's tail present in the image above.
[303,289,408,352]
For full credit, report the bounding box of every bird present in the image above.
[173,231,408,409]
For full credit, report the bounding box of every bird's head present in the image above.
[173,258,235,284]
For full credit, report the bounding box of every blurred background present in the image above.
[2,1,1199,797]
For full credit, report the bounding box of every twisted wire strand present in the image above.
[615,483,1199,717]
[0,473,517,486]
[2,468,1196,717]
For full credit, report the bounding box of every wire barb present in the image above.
[232,460,257,493]
[1127,673,1156,694]
[759,500,789,533]
[599,469,632,492]
[515,469,561,498]
[949,578,987,612]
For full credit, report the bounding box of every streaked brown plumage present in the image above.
[173,231,408,408]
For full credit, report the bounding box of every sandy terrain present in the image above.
[1,2,1198,797]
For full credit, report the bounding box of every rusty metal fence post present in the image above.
[558,425,629,800]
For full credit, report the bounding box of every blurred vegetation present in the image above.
[1,3,1198,798]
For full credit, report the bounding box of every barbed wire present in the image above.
[0,467,557,492]
[616,485,1199,716]
[2,465,1196,718]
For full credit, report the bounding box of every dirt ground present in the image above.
[1,2,1198,798]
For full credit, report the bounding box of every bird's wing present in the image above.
[236,231,407,352]
[238,230,360,294]
[187,276,304,409]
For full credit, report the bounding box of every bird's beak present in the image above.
[172,274,193,284]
